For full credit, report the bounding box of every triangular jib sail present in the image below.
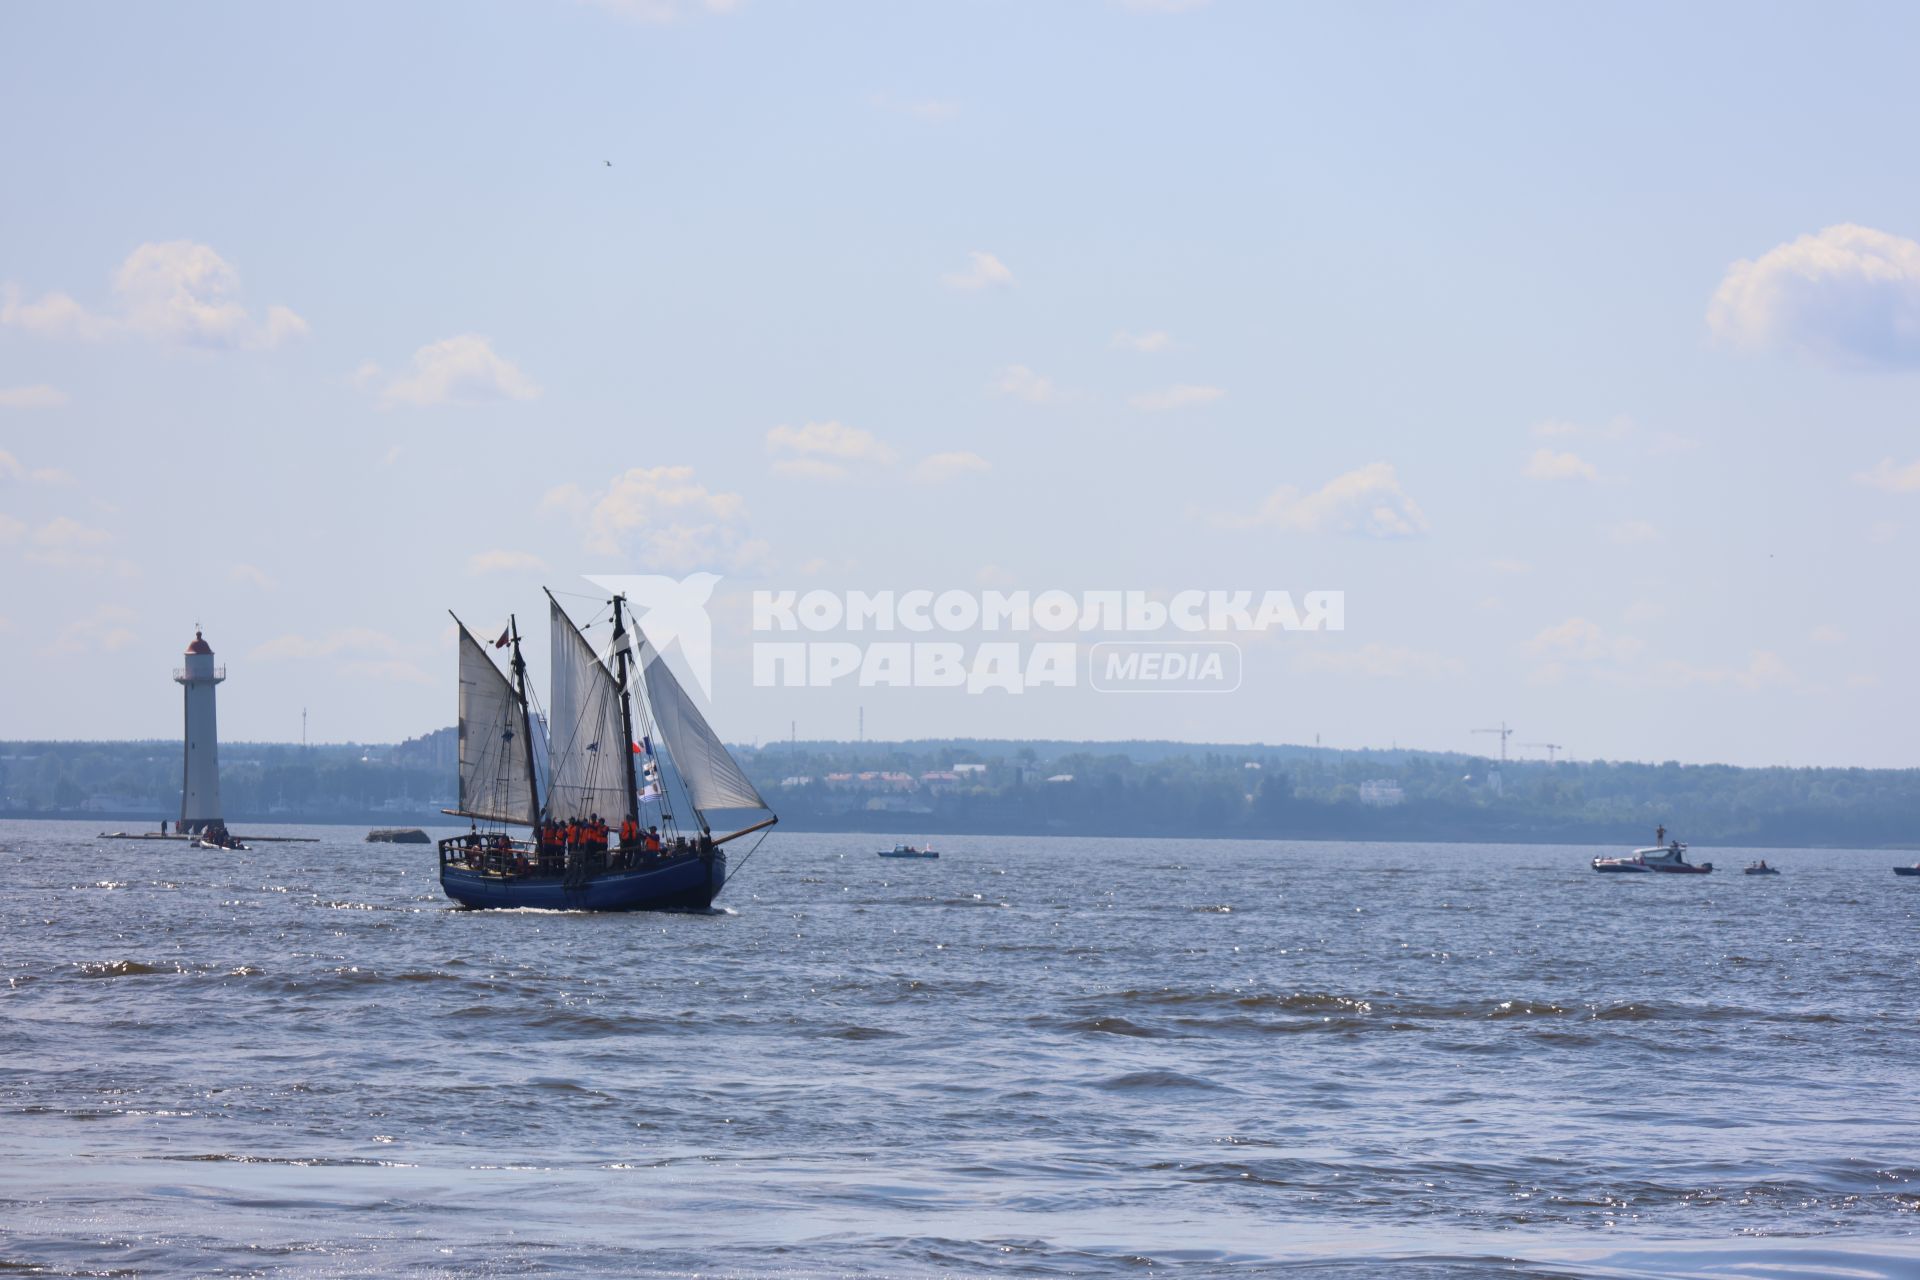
[547,597,630,823]
[454,622,537,825]
[634,632,770,831]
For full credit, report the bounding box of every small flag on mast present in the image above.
[494,627,511,649]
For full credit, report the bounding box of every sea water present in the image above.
[2,822,1916,1277]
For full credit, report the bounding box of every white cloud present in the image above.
[1609,519,1661,544]
[992,364,1058,404]
[546,465,752,570]
[1709,224,1920,368]
[915,451,992,483]
[765,421,897,478]
[375,335,539,408]
[1854,457,1920,493]
[1229,463,1428,538]
[942,251,1014,291]
[1529,617,1643,664]
[0,384,68,409]
[467,549,547,575]
[0,449,71,486]
[1294,643,1463,679]
[1111,330,1172,352]
[45,604,137,656]
[2,242,307,349]
[1524,448,1599,482]
[342,659,434,686]
[0,514,25,544]
[1635,650,1794,692]
[766,421,895,462]
[25,515,113,570]
[229,563,276,590]
[0,288,105,340]
[1811,624,1846,645]
[1131,384,1224,412]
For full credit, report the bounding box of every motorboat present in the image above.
[1592,841,1712,874]
[195,838,249,852]
[1744,861,1780,876]
[878,843,939,859]
[1895,864,1920,878]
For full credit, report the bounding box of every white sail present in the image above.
[547,599,629,822]
[636,634,769,823]
[456,625,536,824]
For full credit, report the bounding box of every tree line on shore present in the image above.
[5,731,1915,848]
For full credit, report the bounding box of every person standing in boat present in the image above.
[1656,824,1666,844]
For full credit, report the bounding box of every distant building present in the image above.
[952,763,988,775]
[1358,779,1404,808]
[1045,773,1075,784]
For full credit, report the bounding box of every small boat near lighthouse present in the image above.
[437,591,775,911]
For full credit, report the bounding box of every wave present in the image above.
[818,1024,904,1041]
[1095,1069,1230,1092]
[1038,1014,1174,1039]
[1081,989,1852,1027]
[74,959,175,978]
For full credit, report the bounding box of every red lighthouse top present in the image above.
[185,630,213,655]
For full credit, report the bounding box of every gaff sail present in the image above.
[634,632,772,840]
[454,623,538,825]
[546,597,629,822]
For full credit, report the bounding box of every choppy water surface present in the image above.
[2,822,1917,1278]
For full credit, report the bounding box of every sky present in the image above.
[1,1,1916,768]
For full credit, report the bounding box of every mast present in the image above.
[508,613,540,826]
[609,595,641,829]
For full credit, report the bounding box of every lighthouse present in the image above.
[175,629,226,834]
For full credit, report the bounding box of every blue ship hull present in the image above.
[440,849,726,911]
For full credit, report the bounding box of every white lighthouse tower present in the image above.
[175,628,226,834]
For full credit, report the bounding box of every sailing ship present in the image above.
[438,590,775,911]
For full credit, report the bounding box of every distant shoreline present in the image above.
[13,812,1915,854]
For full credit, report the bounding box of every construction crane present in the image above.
[1473,721,1513,762]
[1524,741,1565,763]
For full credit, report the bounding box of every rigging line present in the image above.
[720,828,771,889]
